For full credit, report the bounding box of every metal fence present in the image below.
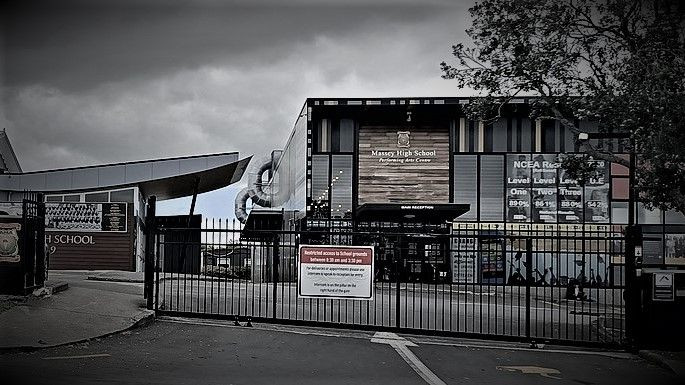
[149,219,626,347]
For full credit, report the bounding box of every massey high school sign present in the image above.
[358,127,450,205]
[370,149,437,164]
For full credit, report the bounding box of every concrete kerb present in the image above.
[0,310,155,354]
[86,275,144,283]
[637,350,685,377]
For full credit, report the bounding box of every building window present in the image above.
[330,155,353,218]
[665,210,685,224]
[335,119,354,152]
[611,202,629,224]
[311,155,329,218]
[456,119,479,153]
[483,123,493,152]
[453,155,478,220]
[85,192,109,202]
[316,119,331,152]
[480,155,504,220]
[63,194,81,202]
[483,118,507,153]
[541,119,556,153]
[506,118,532,152]
[110,189,134,203]
[611,178,629,200]
[637,203,662,224]
[46,195,63,202]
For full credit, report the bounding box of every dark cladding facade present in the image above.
[266,97,685,285]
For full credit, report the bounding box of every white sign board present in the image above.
[298,245,374,300]
[451,237,477,283]
[653,272,675,302]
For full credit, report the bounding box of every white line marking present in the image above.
[371,332,447,385]
[42,353,111,360]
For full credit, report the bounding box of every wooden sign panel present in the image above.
[358,126,450,205]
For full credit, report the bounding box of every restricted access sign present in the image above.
[298,245,374,300]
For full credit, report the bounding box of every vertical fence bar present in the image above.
[395,234,401,329]
[525,237,532,341]
[145,196,156,310]
[35,193,46,287]
[273,234,279,320]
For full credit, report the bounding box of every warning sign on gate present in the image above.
[298,245,374,300]
[653,272,675,302]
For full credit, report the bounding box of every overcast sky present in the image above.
[1,0,474,219]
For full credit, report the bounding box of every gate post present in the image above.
[624,224,642,348]
[144,196,157,310]
[525,238,532,341]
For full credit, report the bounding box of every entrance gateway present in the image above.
[146,201,628,348]
[145,96,653,347]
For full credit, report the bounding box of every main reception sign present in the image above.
[298,245,374,300]
[358,127,450,205]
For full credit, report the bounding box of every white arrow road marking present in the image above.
[371,332,447,385]
[496,365,562,379]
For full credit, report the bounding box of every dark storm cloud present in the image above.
[0,0,472,191]
[3,0,458,92]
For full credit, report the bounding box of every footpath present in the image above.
[0,270,153,351]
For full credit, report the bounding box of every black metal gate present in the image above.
[146,216,627,347]
[0,193,47,295]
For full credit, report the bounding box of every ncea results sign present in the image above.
[298,245,374,300]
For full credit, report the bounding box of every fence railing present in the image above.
[149,219,626,347]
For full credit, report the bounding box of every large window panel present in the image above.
[338,119,354,152]
[479,155,504,221]
[330,155,353,218]
[492,118,507,152]
[665,210,685,224]
[317,119,331,152]
[611,202,629,224]
[520,118,532,152]
[311,155,329,218]
[637,203,662,224]
[453,155,478,220]
[85,192,109,202]
[110,189,134,203]
[542,120,556,153]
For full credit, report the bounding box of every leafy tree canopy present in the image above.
[441,0,685,214]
